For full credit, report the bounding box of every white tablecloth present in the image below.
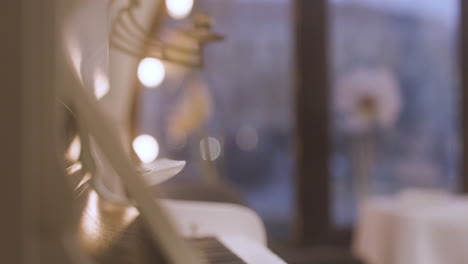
[353,192,468,264]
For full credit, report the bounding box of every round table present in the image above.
[353,192,468,264]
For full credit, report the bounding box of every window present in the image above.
[329,0,460,227]
[136,0,295,240]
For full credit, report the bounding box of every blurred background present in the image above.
[128,0,465,263]
[135,0,296,241]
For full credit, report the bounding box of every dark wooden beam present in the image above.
[461,0,468,193]
[294,0,331,245]
[0,1,22,263]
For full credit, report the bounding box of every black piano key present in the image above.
[187,237,247,264]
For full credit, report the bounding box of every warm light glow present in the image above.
[122,207,140,224]
[81,190,100,242]
[133,134,160,163]
[137,58,165,88]
[166,0,194,19]
[66,162,83,175]
[200,137,221,161]
[75,173,92,190]
[66,35,82,75]
[236,125,258,151]
[66,135,81,162]
[78,191,139,252]
[94,70,110,99]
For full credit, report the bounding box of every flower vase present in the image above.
[350,132,376,202]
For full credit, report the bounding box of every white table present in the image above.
[353,192,468,264]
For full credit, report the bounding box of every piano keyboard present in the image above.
[189,237,247,264]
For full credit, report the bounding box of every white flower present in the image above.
[334,66,402,134]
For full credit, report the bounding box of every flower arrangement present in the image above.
[334,66,402,200]
[334,66,402,134]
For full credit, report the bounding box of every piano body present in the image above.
[27,0,287,263]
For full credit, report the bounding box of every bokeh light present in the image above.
[200,137,222,161]
[133,134,160,164]
[137,58,166,88]
[66,135,82,162]
[94,70,110,99]
[166,0,194,19]
[236,125,259,151]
